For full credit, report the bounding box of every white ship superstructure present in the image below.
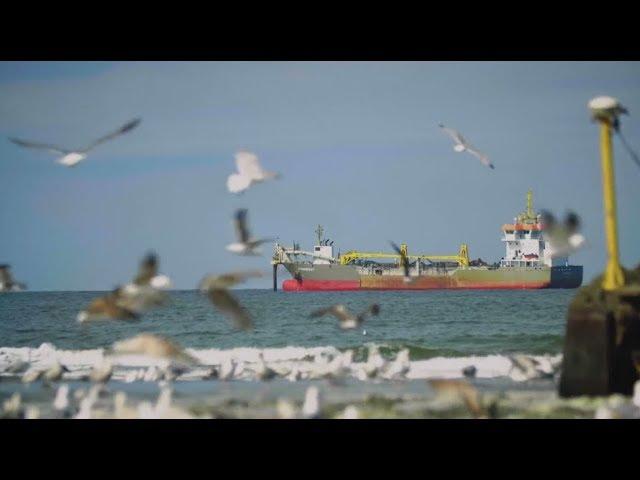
[500,190,569,268]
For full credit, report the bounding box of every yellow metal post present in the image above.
[598,120,625,290]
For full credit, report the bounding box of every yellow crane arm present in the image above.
[340,244,469,267]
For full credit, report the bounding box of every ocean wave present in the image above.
[0,342,561,381]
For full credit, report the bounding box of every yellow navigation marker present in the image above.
[588,96,628,291]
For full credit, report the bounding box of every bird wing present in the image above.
[84,118,141,151]
[438,124,466,145]
[389,241,409,277]
[247,238,277,248]
[309,306,333,318]
[235,151,264,179]
[199,270,263,291]
[358,303,380,320]
[207,289,254,331]
[309,305,351,323]
[9,137,71,155]
[234,209,251,243]
[133,252,159,285]
[540,210,556,230]
[465,144,492,168]
[0,265,13,284]
[564,211,581,235]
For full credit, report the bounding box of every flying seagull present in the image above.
[199,271,263,331]
[9,118,141,167]
[0,264,27,292]
[106,333,198,365]
[76,287,140,323]
[226,150,280,194]
[540,210,586,259]
[119,252,172,313]
[309,303,380,330]
[438,123,494,169]
[226,209,275,256]
[389,241,413,284]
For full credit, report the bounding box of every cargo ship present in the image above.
[271,190,583,291]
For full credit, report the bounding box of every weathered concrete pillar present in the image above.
[559,267,640,397]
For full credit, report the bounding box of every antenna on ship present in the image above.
[315,224,324,245]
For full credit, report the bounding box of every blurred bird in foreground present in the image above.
[309,303,380,330]
[106,333,198,366]
[227,150,280,194]
[22,360,70,384]
[540,210,586,259]
[302,386,322,419]
[119,252,172,313]
[76,252,171,323]
[43,360,69,382]
[254,352,277,381]
[76,287,139,323]
[9,118,141,167]
[2,393,24,419]
[0,264,27,292]
[199,271,263,331]
[428,379,488,418]
[389,241,413,284]
[89,359,113,383]
[226,209,275,256]
[438,123,495,169]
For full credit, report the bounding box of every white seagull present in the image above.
[438,123,494,169]
[9,118,141,167]
[119,252,172,314]
[226,209,275,256]
[226,150,280,194]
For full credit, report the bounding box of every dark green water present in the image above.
[0,289,573,358]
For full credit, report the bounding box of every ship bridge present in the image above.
[500,189,566,268]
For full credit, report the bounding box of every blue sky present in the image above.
[0,61,639,290]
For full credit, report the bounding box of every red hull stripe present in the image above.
[282,279,549,291]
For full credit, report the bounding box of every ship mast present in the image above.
[315,224,324,245]
[526,189,534,219]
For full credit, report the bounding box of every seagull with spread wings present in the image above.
[9,118,141,167]
[199,271,263,331]
[226,209,275,256]
[309,303,380,330]
[106,333,198,366]
[119,252,172,313]
[76,287,140,324]
[438,123,494,170]
[389,241,414,284]
[226,150,280,194]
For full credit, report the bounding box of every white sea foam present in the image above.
[0,343,561,382]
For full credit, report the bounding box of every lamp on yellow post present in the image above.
[588,96,628,291]
[559,96,640,398]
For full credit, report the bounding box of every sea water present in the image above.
[1,289,615,418]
